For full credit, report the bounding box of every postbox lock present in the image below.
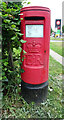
[44,50,46,53]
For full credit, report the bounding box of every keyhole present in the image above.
[44,50,46,53]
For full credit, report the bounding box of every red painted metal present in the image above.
[20,6,51,84]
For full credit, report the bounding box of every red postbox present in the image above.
[20,6,51,102]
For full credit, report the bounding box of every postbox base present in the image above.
[21,81,48,104]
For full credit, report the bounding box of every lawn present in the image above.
[50,42,64,57]
[2,55,63,118]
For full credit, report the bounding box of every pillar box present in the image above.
[20,6,51,103]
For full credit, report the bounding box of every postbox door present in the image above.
[21,19,46,84]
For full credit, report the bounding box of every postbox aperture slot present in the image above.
[25,17,45,20]
[26,24,43,38]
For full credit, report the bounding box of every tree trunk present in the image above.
[8,41,14,70]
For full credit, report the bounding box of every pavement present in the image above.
[50,40,64,42]
[50,49,64,66]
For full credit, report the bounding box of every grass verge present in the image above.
[2,56,63,118]
[50,42,64,57]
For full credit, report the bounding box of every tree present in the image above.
[1,1,28,94]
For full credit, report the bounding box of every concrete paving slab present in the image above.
[50,40,64,42]
[50,49,64,66]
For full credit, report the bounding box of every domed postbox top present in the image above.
[20,6,50,12]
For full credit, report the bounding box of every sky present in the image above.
[23,0,63,31]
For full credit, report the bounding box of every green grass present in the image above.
[62,37,64,40]
[50,42,64,57]
[2,55,63,118]
[49,55,63,75]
